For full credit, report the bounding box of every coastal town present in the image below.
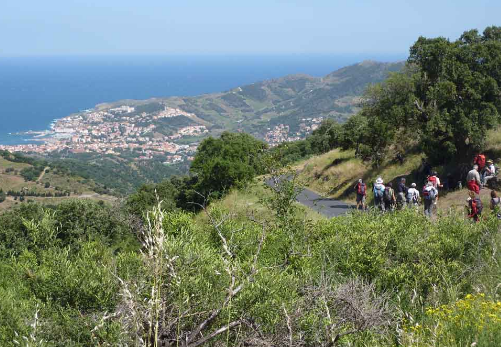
[0,103,325,163]
[0,105,207,164]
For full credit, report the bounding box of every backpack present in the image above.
[374,185,384,198]
[384,187,393,202]
[428,176,438,188]
[423,187,436,200]
[357,183,366,195]
[407,189,418,203]
[474,198,483,214]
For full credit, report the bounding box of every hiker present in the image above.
[396,177,408,209]
[426,171,443,206]
[467,190,482,222]
[383,182,396,212]
[373,177,385,212]
[490,190,501,219]
[406,182,420,207]
[482,159,496,185]
[423,181,438,218]
[354,178,367,210]
[466,165,481,195]
[428,170,443,191]
[474,152,487,173]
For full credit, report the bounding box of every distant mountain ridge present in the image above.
[98,60,404,138]
[171,60,404,136]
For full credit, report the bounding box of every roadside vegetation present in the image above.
[1,168,501,346]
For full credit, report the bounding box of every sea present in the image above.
[0,54,405,145]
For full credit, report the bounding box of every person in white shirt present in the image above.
[423,182,438,217]
[482,159,496,185]
[373,177,385,212]
[406,183,420,207]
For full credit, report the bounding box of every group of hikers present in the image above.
[353,152,500,221]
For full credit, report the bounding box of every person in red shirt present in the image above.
[354,178,367,210]
[466,165,481,194]
[474,153,487,172]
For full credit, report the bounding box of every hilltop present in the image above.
[0,151,114,210]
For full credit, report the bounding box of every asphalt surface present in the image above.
[296,187,355,218]
[266,177,355,218]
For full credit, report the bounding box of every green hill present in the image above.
[0,151,113,210]
[99,60,404,139]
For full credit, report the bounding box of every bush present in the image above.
[402,293,501,346]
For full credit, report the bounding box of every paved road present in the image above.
[266,177,354,218]
[296,187,355,218]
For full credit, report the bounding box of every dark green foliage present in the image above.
[270,118,346,165]
[0,190,5,203]
[190,132,268,198]
[20,166,45,181]
[277,27,501,168]
[355,27,501,165]
[48,154,186,195]
[126,179,178,217]
[0,200,140,346]
[0,200,137,259]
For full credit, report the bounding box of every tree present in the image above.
[126,179,178,218]
[190,132,267,198]
[351,26,501,165]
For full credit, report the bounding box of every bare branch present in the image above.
[188,320,242,347]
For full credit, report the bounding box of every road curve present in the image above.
[296,187,355,218]
[265,177,354,218]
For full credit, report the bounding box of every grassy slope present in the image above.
[297,149,424,202]
[0,157,114,211]
[196,179,326,226]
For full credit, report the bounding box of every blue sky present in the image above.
[0,0,499,56]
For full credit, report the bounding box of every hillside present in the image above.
[293,127,501,214]
[97,60,404,142]
[0,152,114,210]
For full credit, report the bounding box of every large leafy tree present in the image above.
[190,132,268,198]
[409,27,501,162]
[357,27,501,164]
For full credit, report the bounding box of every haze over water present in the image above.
[0,54,404,145]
